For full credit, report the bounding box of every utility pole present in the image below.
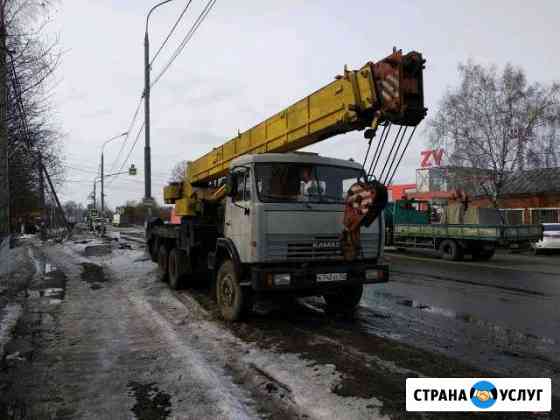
[41,163,70,234]
[144,1,174,207]
[101,152,104,215]
[39,154,46,240]
[0,1,9,239]
[143,29,152,204]
[93,180,97,211]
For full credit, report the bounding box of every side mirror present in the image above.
[226,173,237,197]
[364,127,377,140]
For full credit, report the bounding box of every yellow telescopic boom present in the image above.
[165,49,425,216]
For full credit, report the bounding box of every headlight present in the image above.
[273,273,291,286]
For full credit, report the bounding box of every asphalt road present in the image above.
[363,249,560,393]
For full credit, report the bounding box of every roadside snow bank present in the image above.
[0,303,23,358]
[0,240,32,281]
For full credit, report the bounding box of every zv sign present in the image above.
[420,149,444,168]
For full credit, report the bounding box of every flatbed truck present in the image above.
[385,199,543,260]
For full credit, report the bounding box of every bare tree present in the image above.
[428,61,560,202]
[169,160,188,183]
[5,0,63,224]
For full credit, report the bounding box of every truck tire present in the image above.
[439,239,463,261]
[158,244,169,282]
[216,260,251,321]
[472,248,495,261]
[168,248,189,290]
[324,284,363,317]
[148,239,158,262]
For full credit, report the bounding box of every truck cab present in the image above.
[225,153,384,262]
[211,153,388,319]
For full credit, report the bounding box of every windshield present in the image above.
[254,163,364,204]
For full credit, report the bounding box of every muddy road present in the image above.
[1,231,558,419]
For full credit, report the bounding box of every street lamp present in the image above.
[144,0,175,206]
[92,164,137,214]
[100,131,128,216]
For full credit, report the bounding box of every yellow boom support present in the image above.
[165,49,425,216]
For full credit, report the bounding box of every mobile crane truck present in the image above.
[147,49,426,320]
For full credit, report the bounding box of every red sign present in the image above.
[420,149,444,168]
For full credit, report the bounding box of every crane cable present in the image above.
[366,123,391,179]
[381,125,408,184]
[386,126,418,185]
[362,122,419,185]
[377,125,403,182]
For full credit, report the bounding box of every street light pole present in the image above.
[100,132,128,217]
[144,0,174,206]
[93,179,97,211]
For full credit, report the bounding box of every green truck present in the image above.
[384,199,543,261]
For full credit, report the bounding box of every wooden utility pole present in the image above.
[0,1,9,238]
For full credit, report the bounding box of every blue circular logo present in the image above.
[470,381,497,409]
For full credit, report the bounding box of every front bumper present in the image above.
[249,261,389,292]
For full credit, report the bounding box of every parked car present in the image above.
[533,223,560,254]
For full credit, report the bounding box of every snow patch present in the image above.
[129,295,257,420]
[191,319,388,420]
[0,243,27,278]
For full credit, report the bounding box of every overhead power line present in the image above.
[107,122,145,187]
[151,0,216,88]
[150,0,194,66]
[119,122,145,172]
[109,95,144,172]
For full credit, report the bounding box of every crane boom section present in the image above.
[189,50,425,185]
[164,49,425,216]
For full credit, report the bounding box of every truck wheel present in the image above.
[168,248,189,290]
[324,284,363,317]
[472,249,495,261]
[148,239,158,262]
[216,260,251,321]
[158,244,169,282]
[439,239,463,261]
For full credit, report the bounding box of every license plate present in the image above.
[316,272,347,282]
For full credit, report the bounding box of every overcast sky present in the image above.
[49,0,560,208]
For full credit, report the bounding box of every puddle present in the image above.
[80,263,107,284]
[84,244,112,257]
[25,248,67,305]
[128,381,172,420]
[395,298,556,346]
